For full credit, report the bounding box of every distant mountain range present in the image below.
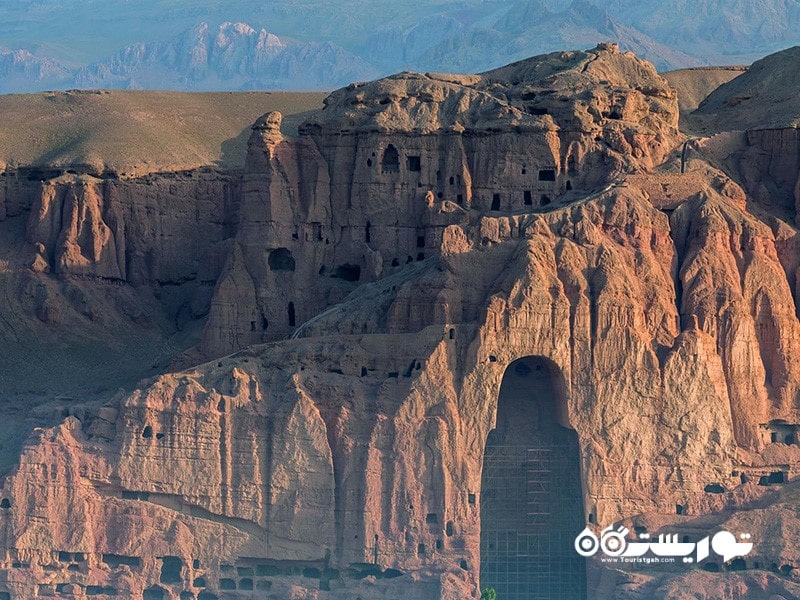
[73,22,378,91]
[1,0,798,92]
[0,48,71,93]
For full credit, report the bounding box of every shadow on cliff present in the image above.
[218,109,321,168]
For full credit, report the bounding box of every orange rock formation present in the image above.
[0,43,799,599]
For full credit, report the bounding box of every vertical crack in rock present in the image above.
[6,44,800,600]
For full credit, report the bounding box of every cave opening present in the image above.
[480,356,586,600]
[332,264,361,282]
[159,556,183,584]
[381,145,400,174]
[268,248,296,272]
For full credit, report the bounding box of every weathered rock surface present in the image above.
[2,44,800,600]
[26,172,238,284]
[200,42,681,355]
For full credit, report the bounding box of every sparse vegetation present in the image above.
[0,91,326,174]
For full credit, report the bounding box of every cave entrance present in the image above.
[480,356,586,600]
[381,144,400,174]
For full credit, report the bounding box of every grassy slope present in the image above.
[0,90,327,174]
[662,66,747,114]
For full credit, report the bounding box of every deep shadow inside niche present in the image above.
[480,356,586,600]
[159,556,183,584]
[729,558,746,571]
[220,578,236,590]
[143,588,165,600]
[268,248,296,272]
[381,145,400,174]
[239,578,254,590]
[87,586,118,596]
[332,264,361,282]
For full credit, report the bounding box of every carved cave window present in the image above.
[381,145,400,174]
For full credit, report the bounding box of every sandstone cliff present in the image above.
[1,44,800,600]
[200,42,681,356]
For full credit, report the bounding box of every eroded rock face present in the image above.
[3,45,800,600]
[5,182,800,598]
[201,42,681,356]
[26,171,239,284]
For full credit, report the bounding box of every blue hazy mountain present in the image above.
[0,0,798,91]
[73,22,378,91]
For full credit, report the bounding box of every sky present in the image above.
[1,0,799,92]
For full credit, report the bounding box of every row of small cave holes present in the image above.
[41,557,414,597]
[697,558,793,577]
[269,185,559,286]
[615,527,797,578]
[37,554,243,599]
[139,358,434,439]
[367,145,559,185]
[373,149,564,209]
[262,187,561,334]
[0,558,219,599]
[274,186,556,264]
[666,471,790,518]
[26,506,481,594]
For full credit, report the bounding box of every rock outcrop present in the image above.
[2,44,800,600]
[200,42,680,355]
